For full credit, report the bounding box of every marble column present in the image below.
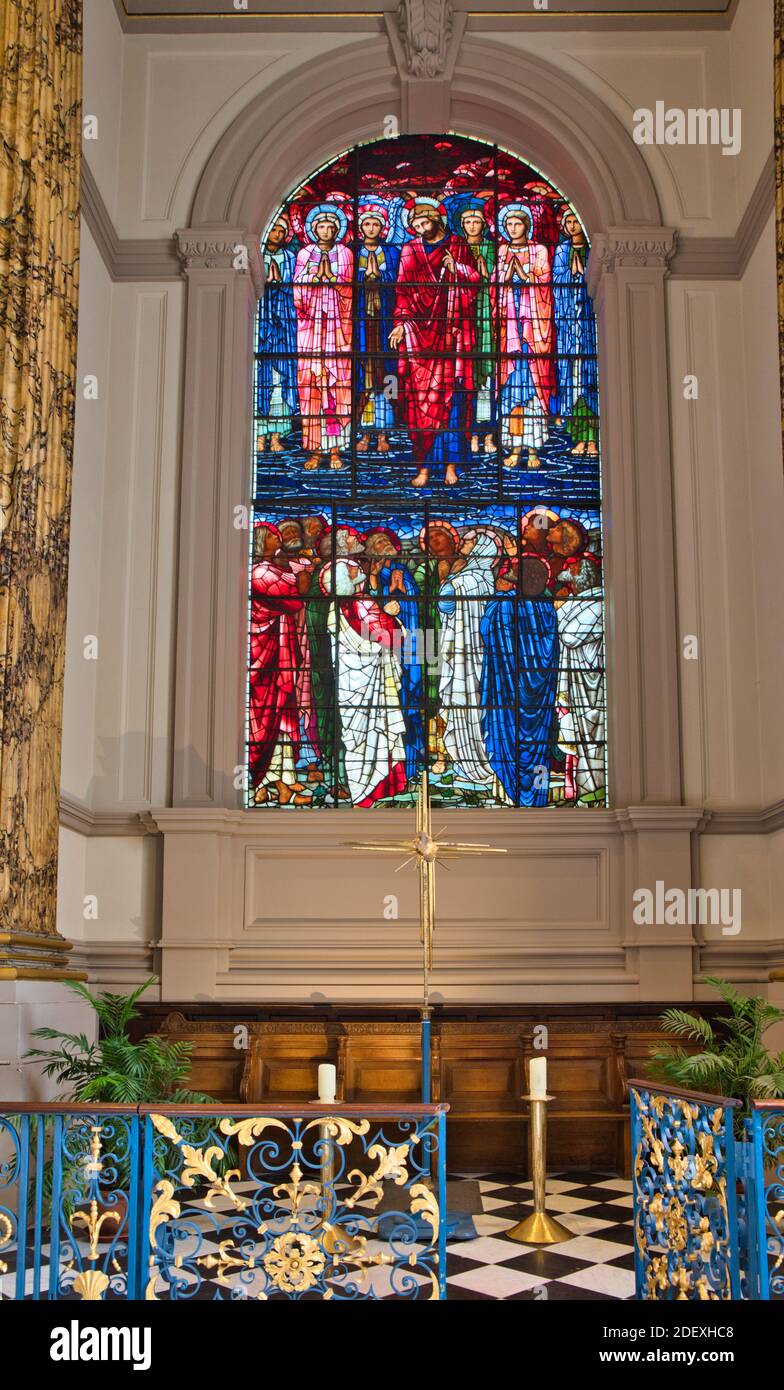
[0,0,83,980]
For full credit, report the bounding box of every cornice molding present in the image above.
[670,151,775,280]
[81,160,180,281]
[69,937,158,988]
[701,799,784,836]
[59,795,784,839]
[115,1,737,36]
[59,793,151,837]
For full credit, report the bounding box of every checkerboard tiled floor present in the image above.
[1,1170,635,1301]
[442,1169,635,1300]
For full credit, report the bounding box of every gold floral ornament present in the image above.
[145,1179,181,1301]
[272,1162,321,1224]
[0,1212,13,1274]
[665,1197,688,1253]
[263,1232,326,1294]
[345,1139,416,1209]
[150,1113,247,1211]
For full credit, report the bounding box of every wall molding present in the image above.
[69,937,158,990]
[81,160,180,281]
[114,0,738,36]
[81,147,774,287]
[60,793,784,840]
[59,793,149,837]
[670,151,775,279]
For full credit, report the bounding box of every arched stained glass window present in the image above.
[247,134,606,809]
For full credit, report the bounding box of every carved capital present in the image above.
[397,0,453,78]
[176,225,264,294]
[587,225,678,294]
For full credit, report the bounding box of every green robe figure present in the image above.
[460,200,497,455]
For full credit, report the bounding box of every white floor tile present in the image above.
[544,1233,629,1263]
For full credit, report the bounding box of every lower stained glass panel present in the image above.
[247,503,606,808]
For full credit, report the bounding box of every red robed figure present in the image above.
[394,232,480,462]
[249,555,315,783]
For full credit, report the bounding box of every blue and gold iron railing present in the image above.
[0,1102,448,1301]
[628,1081,742,1300]
[747,1101,784,1300]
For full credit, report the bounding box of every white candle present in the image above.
[318,1063,336,1103]
[529,1056,547,1099]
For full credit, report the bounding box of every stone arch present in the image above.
[190,36,661,239]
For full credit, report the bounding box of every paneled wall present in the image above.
[56,0,784,1007]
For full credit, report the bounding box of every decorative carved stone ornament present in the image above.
[398,0,453,78]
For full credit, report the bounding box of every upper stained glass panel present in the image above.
[248,134,606,810]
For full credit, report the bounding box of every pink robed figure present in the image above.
[293,211,353,460]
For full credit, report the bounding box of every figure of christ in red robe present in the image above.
[389,201,480,488]
[249,526,318,805]
[325,558,408,806]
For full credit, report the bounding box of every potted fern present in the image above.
[24,976,216,1232]
[647,975,784,1137]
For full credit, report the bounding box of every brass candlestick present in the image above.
[505,1095,572,1245]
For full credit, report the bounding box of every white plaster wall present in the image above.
[729,0,775,211]
[62,223,109,804]
[115,31,370,237]
[740,215,784,809]
[89,281,184,813]
[82,0,125,219]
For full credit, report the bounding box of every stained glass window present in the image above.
[247,134,606,809]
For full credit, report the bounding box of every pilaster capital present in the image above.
[587,224,678,295]
[175,225,264,295]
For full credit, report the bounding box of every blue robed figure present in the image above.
[479,557,559,806]
[553,208,599,455]
[256,212,298,449]
[355,198,401,451]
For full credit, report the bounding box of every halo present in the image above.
[304,201,348,243]
[521,506,559,534]
[418,518,460,553]
[497,202,534,241]
[364,526,401,553]
[358,198,390,233]
[403,194,447,229]
[471,523,504,554]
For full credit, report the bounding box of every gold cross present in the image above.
[345,772,506,996]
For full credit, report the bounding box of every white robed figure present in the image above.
[325,558,408,806]
[555,559,606,800]
[437,529,499,784]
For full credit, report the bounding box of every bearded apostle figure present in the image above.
[256,213,298,454]
[493,203,556,470]
[553,209,599,457]
[293,202,353,471]
[249,523,316,805]
[355,199,400,455]
[437,528,500,785]
[325,558,408,806]
[390,195,480,488]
